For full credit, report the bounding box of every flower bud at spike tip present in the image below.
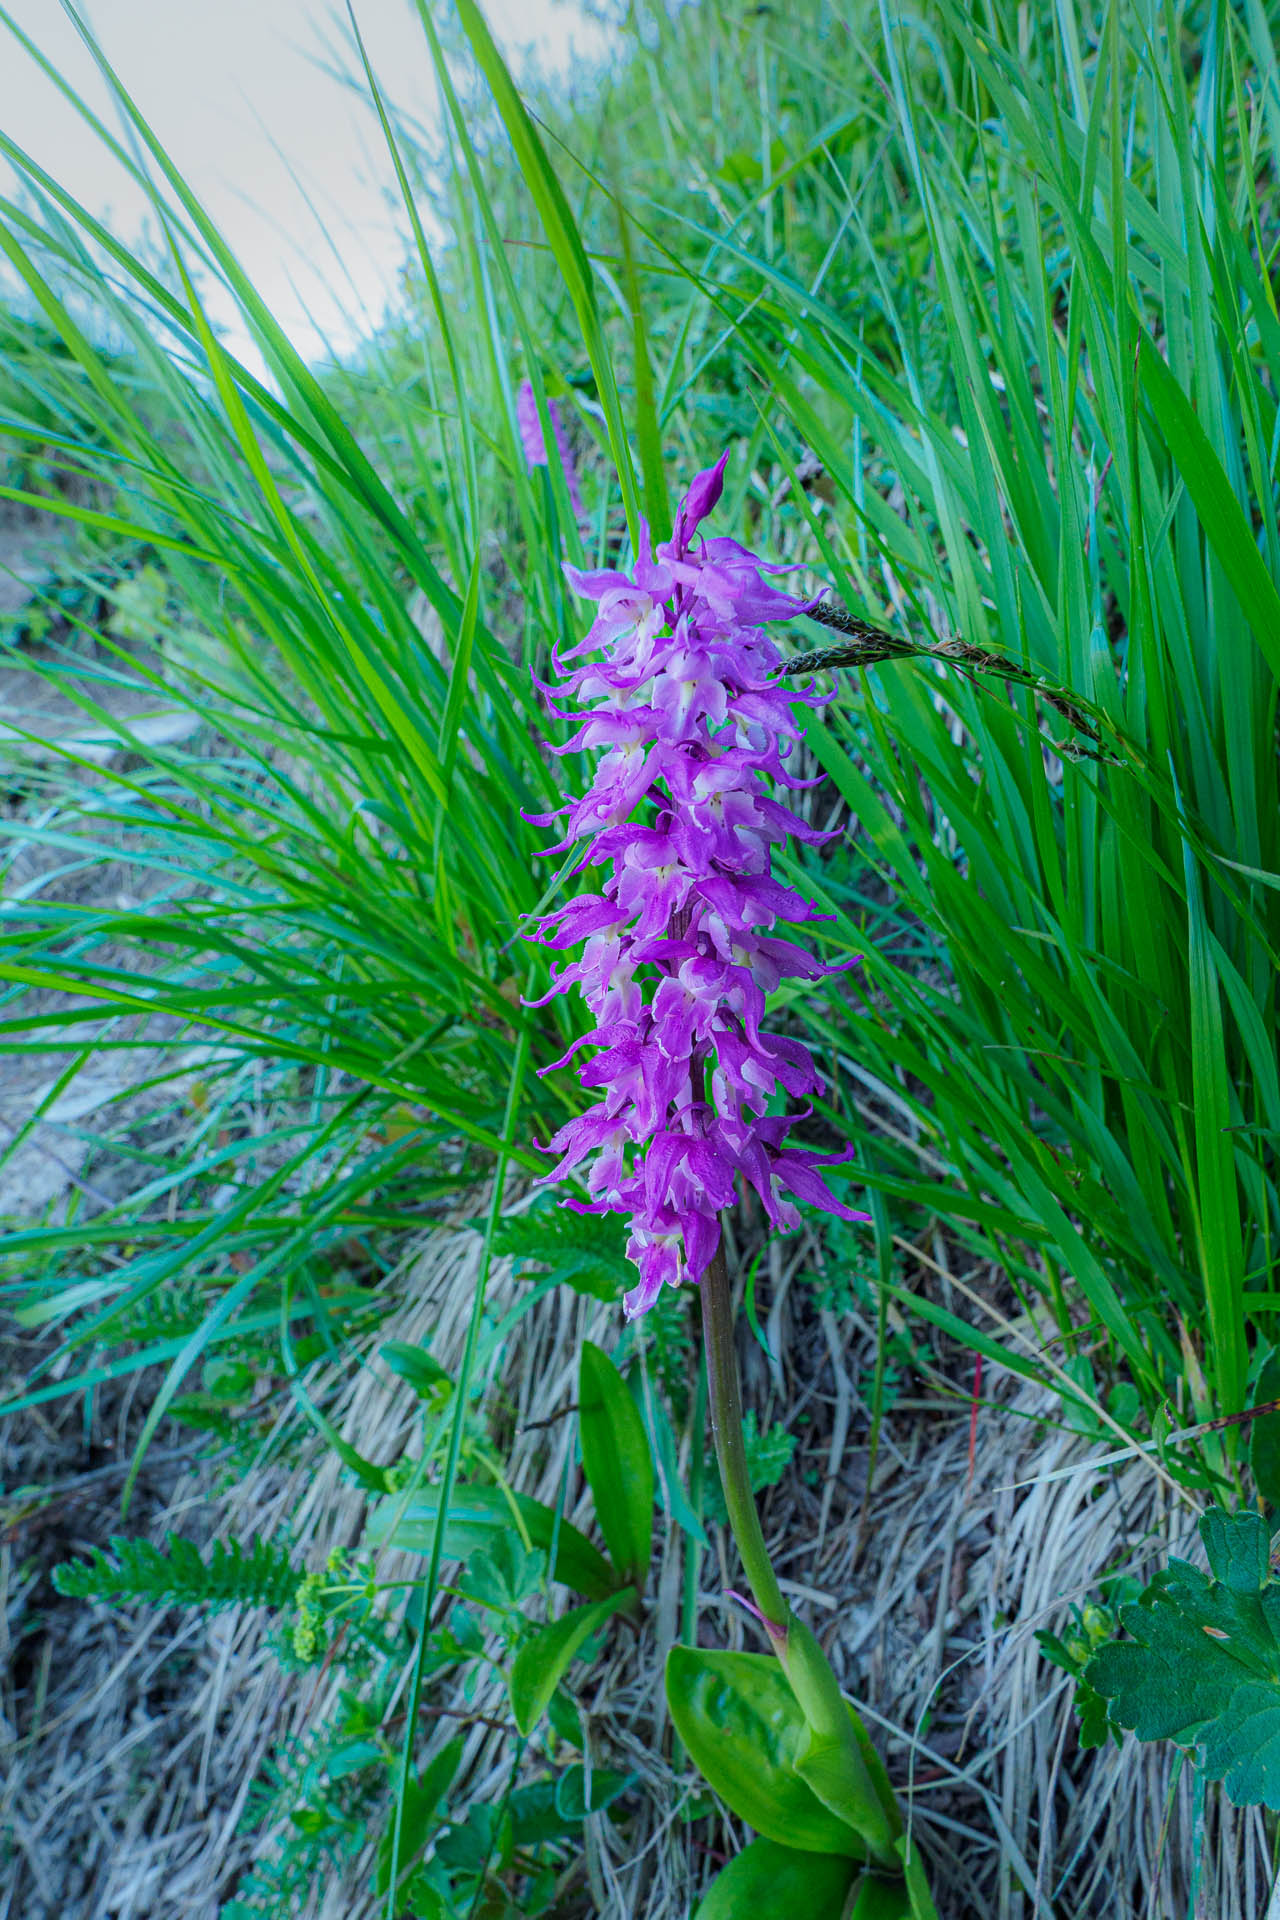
[527,452,871,1316]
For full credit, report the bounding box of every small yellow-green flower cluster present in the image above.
[292,1570,327,1664]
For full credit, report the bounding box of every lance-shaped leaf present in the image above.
[510,1587,634,1736]
[578,1340,654,1589]
[366,1484,616,1600]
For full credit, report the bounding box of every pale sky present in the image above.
[0,0,612,371]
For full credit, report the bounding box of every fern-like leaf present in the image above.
[53,1532,300,1613]
[703,1414,795,1523]
[493,1205,629,1301]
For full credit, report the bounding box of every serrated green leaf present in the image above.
[509,1587,634,1736]
[51,1531,298,1612]
[492,1208,629,1301]
[665,1646,867,1857]
[578,1340,654,1588]
[691,1838,861,1919]
[1074,1677,1123,1750]
[1198,1684,1280,1804]
[1086,1507,1280,1804]
[1201,1506,1271,1592]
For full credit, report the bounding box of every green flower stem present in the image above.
[700,1233,900,1870]
[699,1239,788,1626]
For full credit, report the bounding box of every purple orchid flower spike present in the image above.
[528,451,869,1318]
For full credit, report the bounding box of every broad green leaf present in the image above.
[665,1646,867,1856]
[578,1340,654,1589]
[509,1587,634,1736]
[692,1838,861,1919]
[366,1485,616,1600]
[851,1877,917,1920]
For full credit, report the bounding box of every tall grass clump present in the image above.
[450,0,1280,1452]
[351,0,1280,1454]
[746,0,1280,1440]
[0,10,596,1447]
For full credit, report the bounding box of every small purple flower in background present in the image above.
[529,451,869,1318]
[517,378,586,524]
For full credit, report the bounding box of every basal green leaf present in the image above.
[665,1646,867,1856]
[850,1875,916,1920]
[691,1838,861,1920]
[796,1709,902,1852]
